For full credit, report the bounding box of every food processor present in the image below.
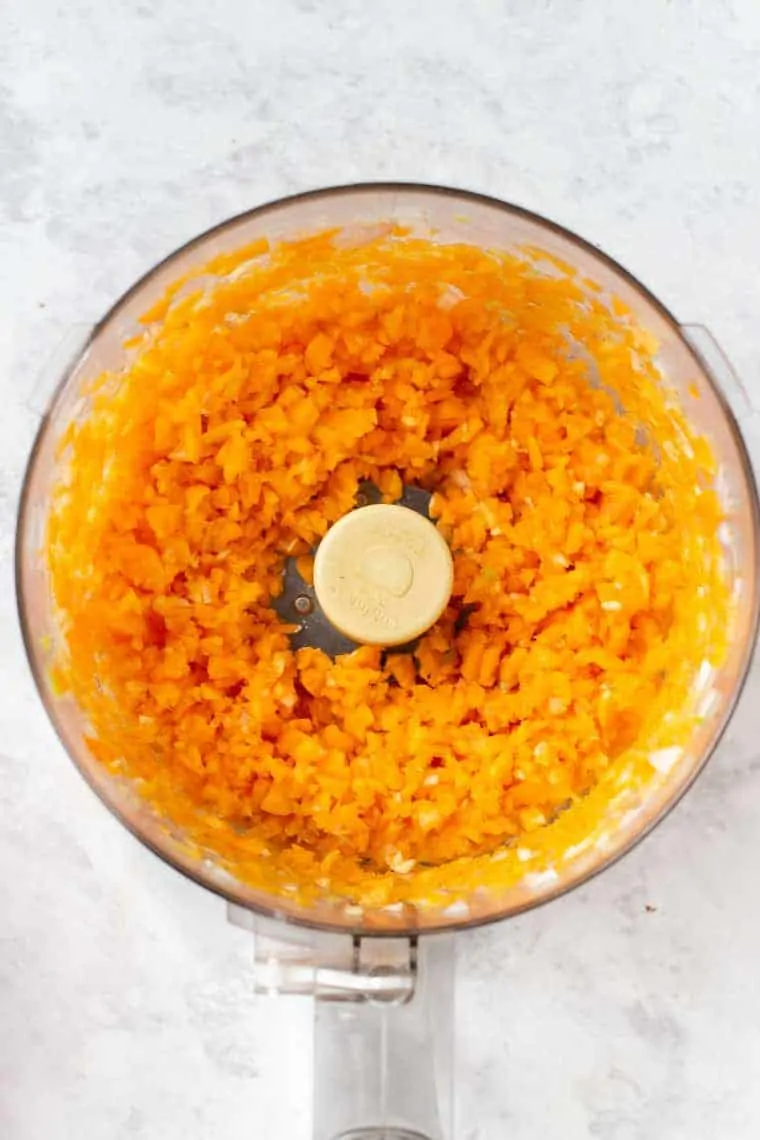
[16,185,760,1140]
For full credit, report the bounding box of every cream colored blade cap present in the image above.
[313,504,454,647]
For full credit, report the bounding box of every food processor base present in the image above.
[18,186,760,1140]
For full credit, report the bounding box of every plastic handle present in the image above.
[24,323,95,418]
[680,323,758,419]
[229,908,455,1140]
[680,322,760,473]
[313,936,455,1140]
[335,1131,433,1139]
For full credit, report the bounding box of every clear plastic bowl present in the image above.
[16,184,760,936]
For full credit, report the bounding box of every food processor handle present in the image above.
[312,935,456,1140]
[229,908,456,1140]
[680,323,760,470]
[24,324,96,418]
[680,324,758,419]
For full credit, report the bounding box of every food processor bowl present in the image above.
[16,185,760,1140]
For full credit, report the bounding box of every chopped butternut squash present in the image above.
[46,228,728,909]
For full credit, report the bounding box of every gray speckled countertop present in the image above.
[2,2,760,1137]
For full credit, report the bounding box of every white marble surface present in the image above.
[2,1,760,1137]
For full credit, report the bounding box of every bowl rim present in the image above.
[15,181,760,937]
